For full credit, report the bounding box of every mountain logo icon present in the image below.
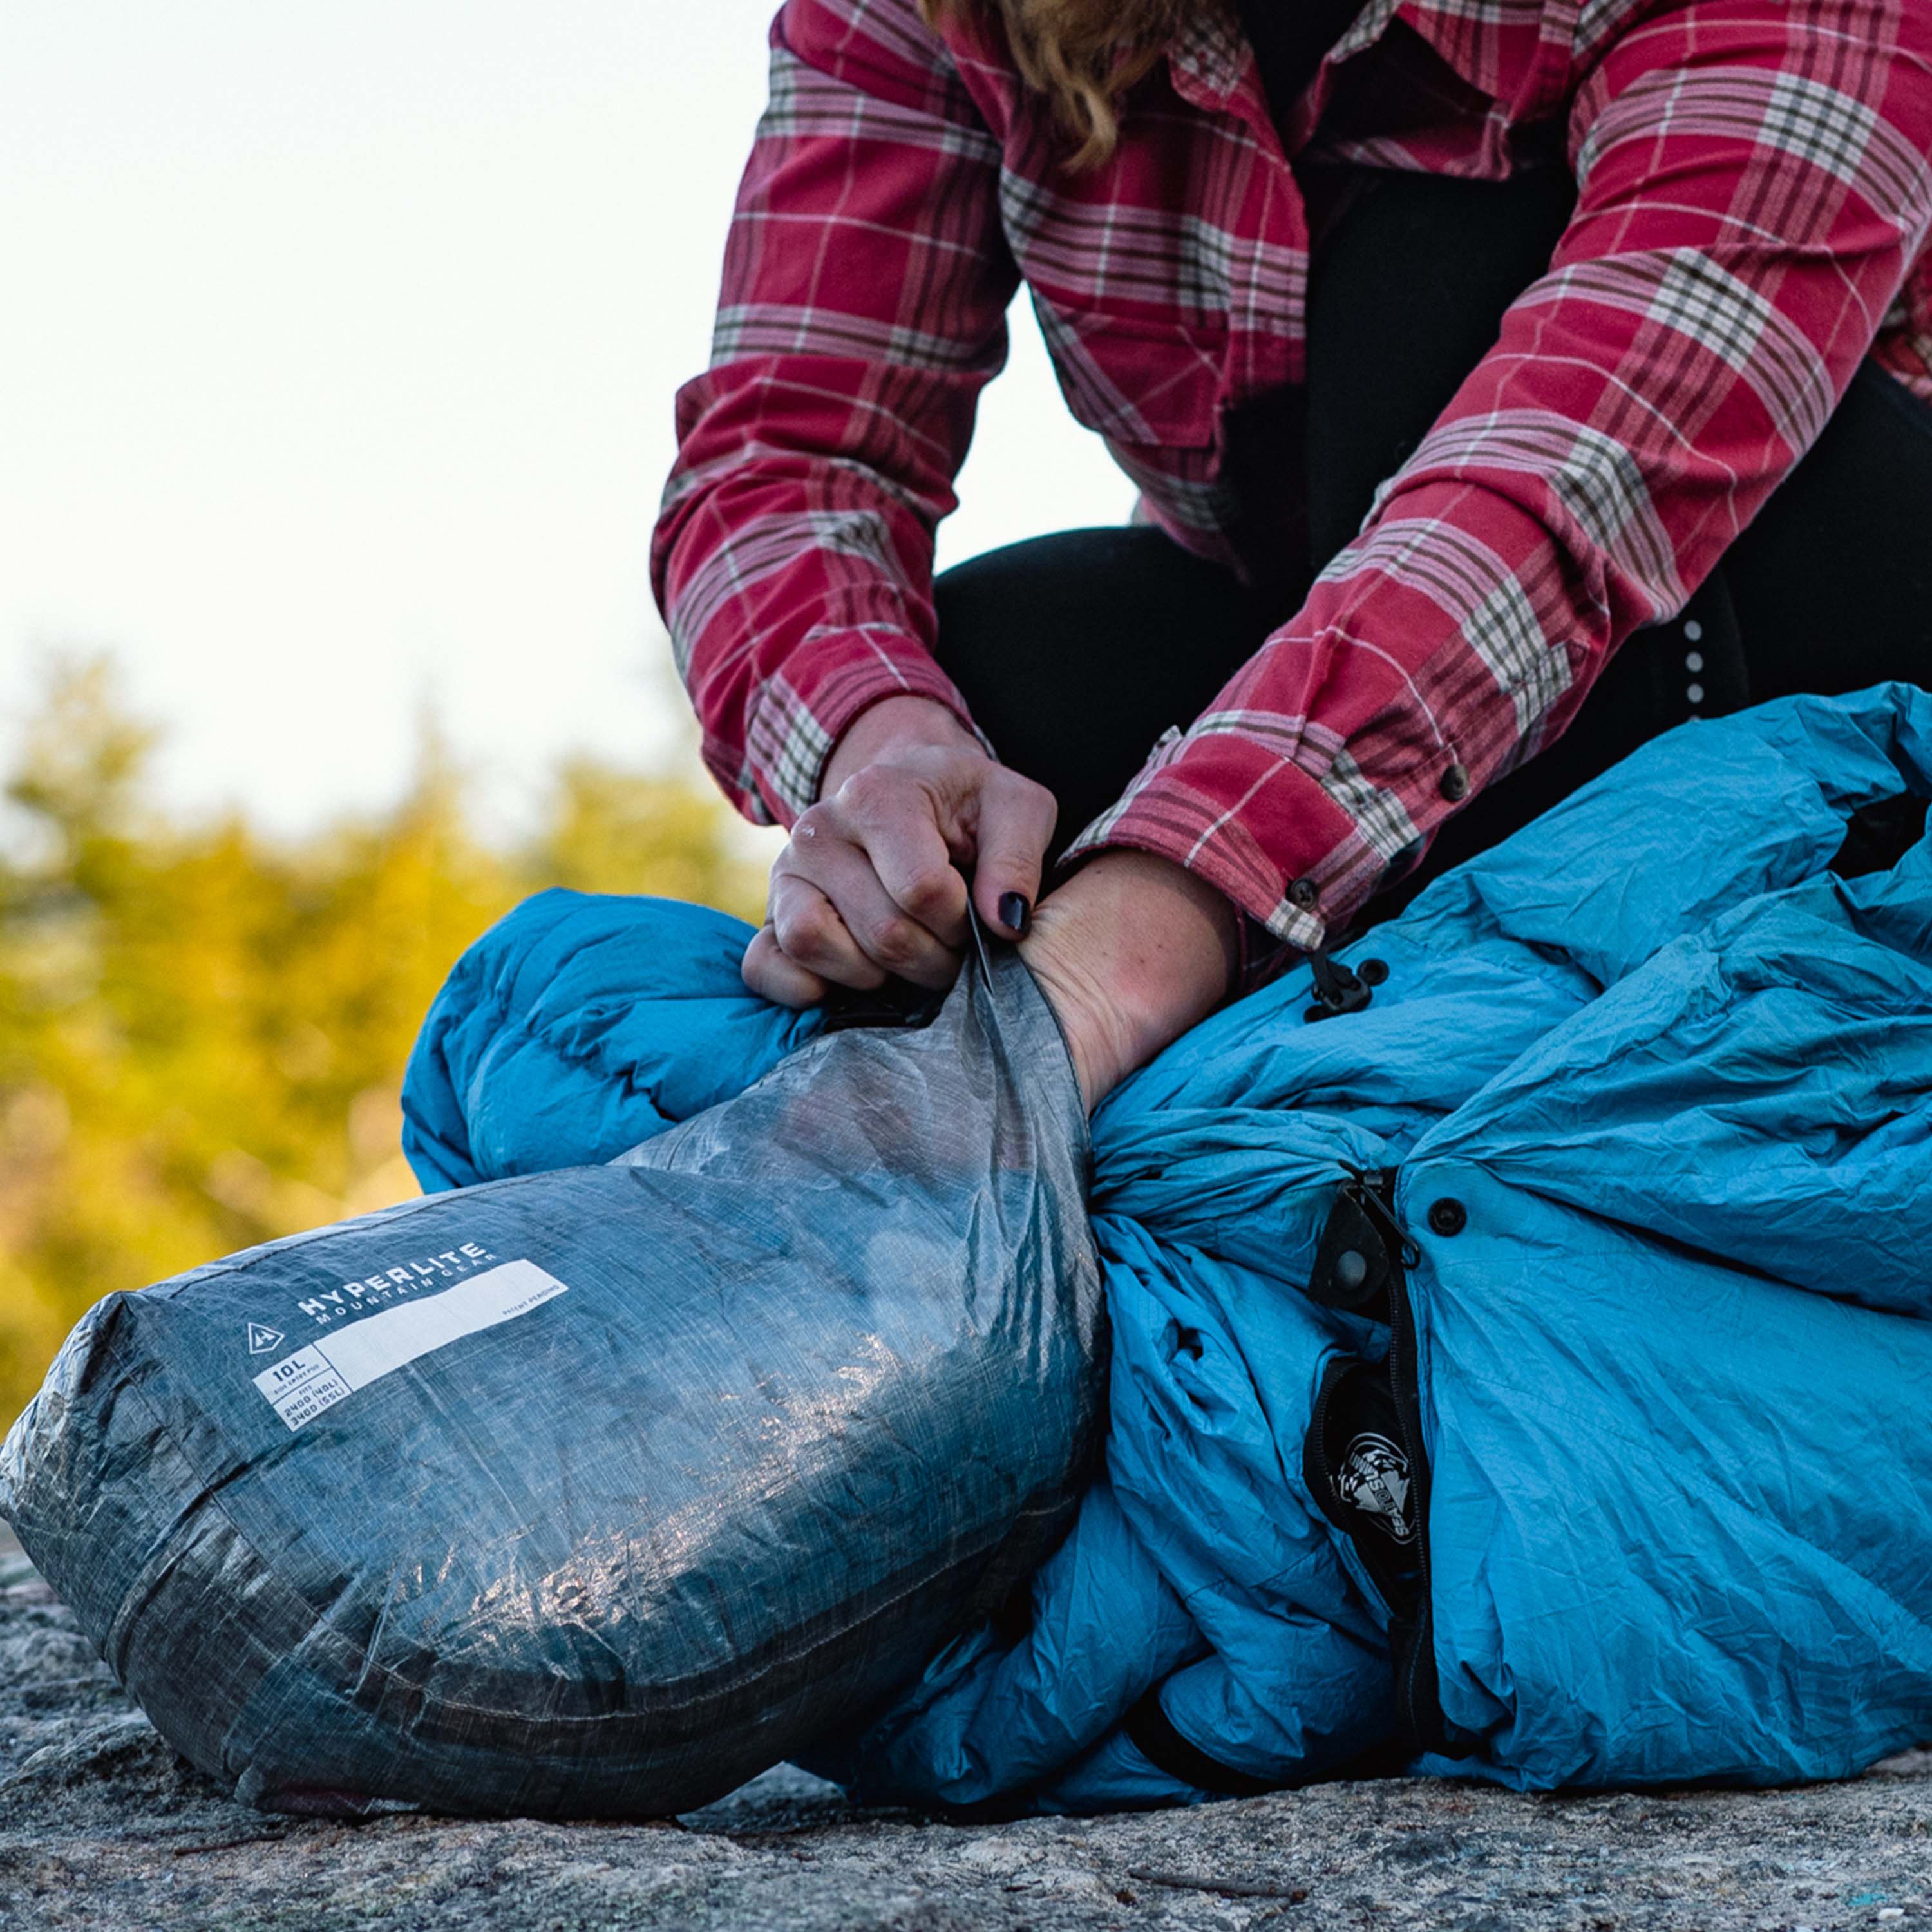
[245,1323,286,1357]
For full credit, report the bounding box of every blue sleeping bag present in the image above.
[405,685,1932,1809]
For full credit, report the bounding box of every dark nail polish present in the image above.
[998,891,1032,937]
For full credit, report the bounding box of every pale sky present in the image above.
[0,1,1134,837]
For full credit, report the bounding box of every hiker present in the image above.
[653,0,1932,1105]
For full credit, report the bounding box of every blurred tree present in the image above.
[0,655,766,1427]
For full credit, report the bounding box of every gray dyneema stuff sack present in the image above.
[0,940,1103,1817]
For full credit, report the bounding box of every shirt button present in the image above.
[1439,762,1470,802]
[1683,619,1704,643]
[1287,877,1319,910]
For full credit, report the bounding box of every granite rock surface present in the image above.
[1,1530,1926,1932]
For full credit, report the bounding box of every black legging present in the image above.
[931,166,1932,920]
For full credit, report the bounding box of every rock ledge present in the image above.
[2,1532,1925,1931]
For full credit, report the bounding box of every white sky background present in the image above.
[0,1,1135,838]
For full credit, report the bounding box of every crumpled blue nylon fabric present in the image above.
[404,686,1932,1808]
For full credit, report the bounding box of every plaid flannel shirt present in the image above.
[652,0,1932,952]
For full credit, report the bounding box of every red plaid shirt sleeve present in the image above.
[650,0,1015,825]
[1065,0,1932,948]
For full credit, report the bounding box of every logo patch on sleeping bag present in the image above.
[1338,1431,1414,1544]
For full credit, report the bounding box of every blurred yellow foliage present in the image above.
[0,656,768,1429]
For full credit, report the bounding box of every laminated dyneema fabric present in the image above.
[0,937,1103,1818]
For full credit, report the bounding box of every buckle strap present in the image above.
[1304,951,1372,1023]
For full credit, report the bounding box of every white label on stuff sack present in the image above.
[252,1259,567,1432]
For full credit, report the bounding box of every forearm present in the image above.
[1022,853,1240,1112]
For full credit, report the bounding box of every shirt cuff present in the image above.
[1059,721,1421,967]
[742,623,990,826]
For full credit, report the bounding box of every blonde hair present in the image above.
[923,0,1193,169]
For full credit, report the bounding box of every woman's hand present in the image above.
[1021,849,1240,1112]
[743,696,1059,1006]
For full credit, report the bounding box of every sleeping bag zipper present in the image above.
[1303,1167,1468,1760]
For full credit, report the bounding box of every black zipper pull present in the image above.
[1349,1166,1421,1271]
[1307,1166,1414,1318]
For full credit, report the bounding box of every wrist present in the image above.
[822,696,985,798]
[1019,850,1238,1110]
